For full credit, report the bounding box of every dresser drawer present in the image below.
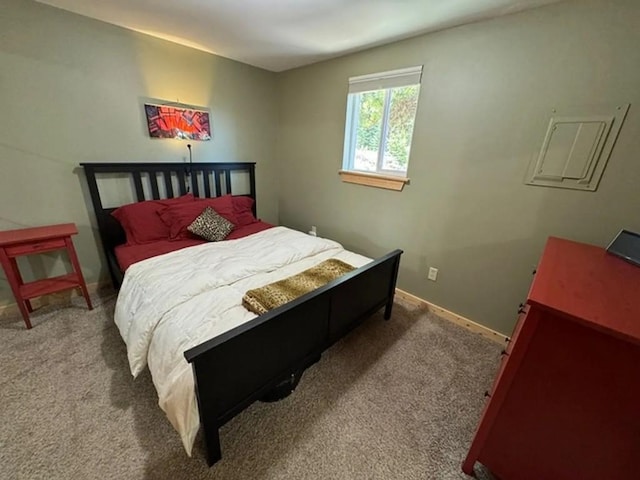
[4,238,66,257]
[487,307,531,397]
[505,306,529,355]
[486,350,510,399]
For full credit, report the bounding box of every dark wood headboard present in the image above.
[81,162,256,288]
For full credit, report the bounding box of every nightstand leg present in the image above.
[8,257,33,312]
[64,238,93,310]
[0,249,32,329]
[16,302,31,328]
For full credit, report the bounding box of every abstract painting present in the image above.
[145,103,211,141]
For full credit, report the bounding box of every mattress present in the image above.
[114,221,274,271]
[113,226,371,455]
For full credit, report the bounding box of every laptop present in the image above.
[606,229,640,267]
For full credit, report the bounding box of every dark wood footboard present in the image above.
[184,249,402,466]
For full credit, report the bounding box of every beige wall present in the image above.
[2,0,639,334]
[277,0,640,334]
[0,0,278,305]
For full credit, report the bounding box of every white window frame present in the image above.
[341,66,422,183]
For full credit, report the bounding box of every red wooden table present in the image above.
[0,223,93,329]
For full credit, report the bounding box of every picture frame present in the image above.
[145,103,211,141]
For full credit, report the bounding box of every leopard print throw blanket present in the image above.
[242,258,355,315]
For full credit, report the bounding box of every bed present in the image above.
[81,162,403,465]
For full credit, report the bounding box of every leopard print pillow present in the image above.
[187,207,234,242]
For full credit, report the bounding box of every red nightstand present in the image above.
[0,223,93,329]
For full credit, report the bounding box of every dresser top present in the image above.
[0,223,78,246]
[529,236,640,344]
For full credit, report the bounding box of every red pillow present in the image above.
[232,196,258,226]
[159,195,237,240]
[112,194,194,245]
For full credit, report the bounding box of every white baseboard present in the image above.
[395,288,507,344]
[0,281,111,319]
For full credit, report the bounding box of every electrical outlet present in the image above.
[308,225,317,237]
[428,267,438,281]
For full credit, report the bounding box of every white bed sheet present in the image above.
[113,227,371,455]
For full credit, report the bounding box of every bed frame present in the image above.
[81,162,402,466]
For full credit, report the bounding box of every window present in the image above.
[340,66,422,190]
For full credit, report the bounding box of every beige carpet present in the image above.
[0,292,500,480]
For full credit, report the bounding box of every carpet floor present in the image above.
[0,292,500,480]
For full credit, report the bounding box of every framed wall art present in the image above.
[145,103,211,141]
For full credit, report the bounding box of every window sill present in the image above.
[339,170,409,191]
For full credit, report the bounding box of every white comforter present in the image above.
[114,227,370,455]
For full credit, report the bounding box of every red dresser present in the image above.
[463,237,640,479]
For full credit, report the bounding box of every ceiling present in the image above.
[35,0,563,72]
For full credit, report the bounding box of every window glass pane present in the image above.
[382,85,419,173]
[354,90,385,172]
